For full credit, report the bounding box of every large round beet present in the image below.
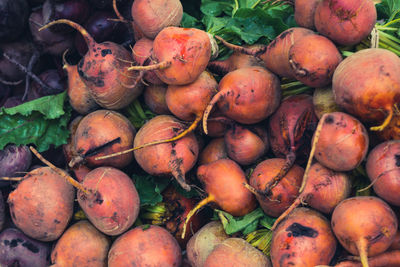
[271,207,337,266]
[8,167,75,241]
[108,225,182,266]
[314,0,376,46]
[333,48,400,131]
[77,167,140,236]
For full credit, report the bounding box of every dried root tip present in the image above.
[62,49,70,69]
[181,195,215,239]
[270,196,304,231]
[299,114,327,193]
[128,61,171,71]
[202,92,223,135]
[69,155,84,168]
[39,19,95,48]
[215,35,266,56]
[95,117,201,161]
[263,151,296,194]
[0,177,23,181]
[29,146,91,195]
[370,107,394,131]
[357,238,370,267]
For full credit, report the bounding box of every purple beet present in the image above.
[0,228,51,267]
[0,145,32,187]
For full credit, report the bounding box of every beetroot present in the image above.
[129,26,213,86]
[366,140,400,206]
[314,0,377,46]
[203,66,281,134]
[331,196,398,267]
[271,207,337,266]
[333,48,400,131]
[271,162,351,230]
[249,158,303,217]
[41,19,143,109]
[267,94,317,192]
[131,0,183,39]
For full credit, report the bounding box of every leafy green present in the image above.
[376,0,400,22]
[215,208,276,235]
[132,174,171,206]
[0,92,71,152]
[123,99,156,129]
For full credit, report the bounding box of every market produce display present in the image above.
[1,0,400,266]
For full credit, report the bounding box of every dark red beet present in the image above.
[266,94,317,193]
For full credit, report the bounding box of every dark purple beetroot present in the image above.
[0,228,51,267]
[0,190,4,230]
[0,145,32,187]
[74,11,126,56]
[28,69,67,99]
[29,9,75,56]
[0,40,37,82]
[42,0,90,33]
[0,0,29,41]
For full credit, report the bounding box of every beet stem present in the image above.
[39,19,95,50]
[95,117,201,161]
[22,50,40,102]
[181,194,215,239]
[299,114,327,193]
[0,78,23,85]
[128,61,172,71]
[370,106,394,131]
[2,53,54,94]
[215,35,266,56]
[30,146,91,195]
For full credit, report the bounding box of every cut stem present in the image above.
[30,146,90,195]
[0,177,23,181]
[215,35,266,56]
[128,61,171,71]
[39,19,95,49]
[370,107,394,131]
[181,194,215,239]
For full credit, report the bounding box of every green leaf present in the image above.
[181,13,205,29]
[1,91,67,119]
[0,92,71,152]
[216,208,266,235]
[132,174,171,207]
[377,0,400,22]
[200,0,235,17]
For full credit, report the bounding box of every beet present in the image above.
[0,0,29,41]
[0,228,51,267]
[0,145,32,187]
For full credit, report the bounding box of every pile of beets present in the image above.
[1,0,400,266]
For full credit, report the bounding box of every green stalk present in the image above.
[133,99,147,120]
[246,229,273,256]
[280,80,304,90]
[282,86,312,97]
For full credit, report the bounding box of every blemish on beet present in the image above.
[395,154,400,167]
[101,49,112,57]
[286,223,318,238]
[22,241,40,253]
